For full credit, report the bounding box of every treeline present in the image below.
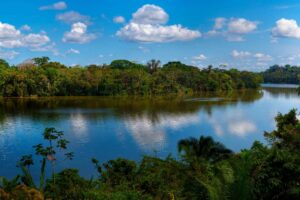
[0,57,262,97]
[262,64,300,84]
[1,110,300,199]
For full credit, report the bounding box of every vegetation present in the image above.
[1,110,300,199]
[262,65,300,84]
[0,58,262,97]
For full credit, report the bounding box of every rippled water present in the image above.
[0,85,299,179]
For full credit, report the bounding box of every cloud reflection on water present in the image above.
[207,110,257,138]
[124,113,200,150]
[69,113,89,143]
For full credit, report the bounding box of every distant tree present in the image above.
[207,65,213,73]
[147,59,161,74]
[110,60,145,70]
[33,57,50,67]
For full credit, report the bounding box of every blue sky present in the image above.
[1,0,300,70]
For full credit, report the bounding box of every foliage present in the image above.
[16,127,73,193]
[0,185,44,200]
[0,58,262,97]
[262,65,300,84]
[178,136,233,163]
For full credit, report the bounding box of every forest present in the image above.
[0,109,299,200]
[262,65,300,84]
[0,57,262,97]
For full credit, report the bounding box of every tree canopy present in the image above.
[262,65,300,84]
[0,58,262,97]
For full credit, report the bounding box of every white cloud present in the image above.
[56,11,91,24]
[272,18,300,39]
[67,48,80,54]
[117,23,201,43]
[20,25,31,31]
[206,30,220,37]
[207,17,258,42]
[0,22,51,51]
[40,1,67,11]
[193,54,207,61]
[23,33,50,49]
[228,18,258,34]
[0,22,22,48]
[230,50,273,68]
[63,22,96,44]
[132,4,169,25]
[231,50,251,59]
[0,49,19,59]
[117,4,201,43]
[213,17,227,30]
[254,53,273,62]
[113,16,126,24]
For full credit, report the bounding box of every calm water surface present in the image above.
[0,85,299,179]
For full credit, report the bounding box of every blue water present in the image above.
[0,85,299,179]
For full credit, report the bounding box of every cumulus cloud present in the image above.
[40,1,67,11]
[117,4,201,43]
[272,18,300,39]
[213,17,227,30]
[228,18,258,34]
[193,54,207,61]
[63,22,96,44]
[231,50,251,59]
[132,4,169,25]
[0,22,51,50]
[0,22,22,48]
[23,34,50,49]
[230,50,273,68]
[117,23,201,42]
[56,11,91,24]
[207,17,258,42]
[254,53,273,62]
[20,25,31,31]
[0,49,19,59]
[113,16,126,24]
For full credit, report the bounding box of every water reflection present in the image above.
[1,87,298,179]
[70,113,89,143]
[0,90,263,122]
[124,113,200,150]
[263,87,298,99]
[207,111,257,138]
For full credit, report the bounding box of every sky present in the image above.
[1,0,300,70]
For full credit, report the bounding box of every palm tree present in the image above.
[178,136,234,200]
[147,59,161,74]
[178,136,233,163]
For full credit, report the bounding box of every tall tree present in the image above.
[147,59,161,74]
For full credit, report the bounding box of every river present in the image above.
[0,84,299,179]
